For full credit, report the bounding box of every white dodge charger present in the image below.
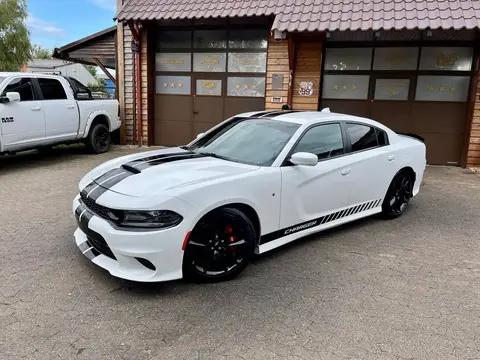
[73,109,426,282]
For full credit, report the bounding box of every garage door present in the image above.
[154,29,267,146]
[321,45,474,165]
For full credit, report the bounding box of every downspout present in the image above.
[128,21,143,146]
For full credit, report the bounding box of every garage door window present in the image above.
[415,76,470,102]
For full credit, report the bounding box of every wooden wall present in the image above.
[140,28,149,144]
[291,40,323,111]
[264,36,289,110]
[466,78,480,167]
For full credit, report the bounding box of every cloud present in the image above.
[90,0,116,11]
[26,14,65,36]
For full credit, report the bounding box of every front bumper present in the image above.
[72,194,191,282]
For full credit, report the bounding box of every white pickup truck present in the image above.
[0,72,121,155]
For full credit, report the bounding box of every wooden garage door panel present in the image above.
[224,98,264,119]
[155,121,193,146]
[416,133,464,165]
[320,100,370,118]
[155,95,193,122]
[370,102,411,133]
[410,103,467,135]
[194,97,224,124]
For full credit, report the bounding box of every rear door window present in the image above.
[38,78,68,100]
[346,123,378,152]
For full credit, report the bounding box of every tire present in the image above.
[381,171,414,219]
[85,123,111,154]
[183,207,257,283]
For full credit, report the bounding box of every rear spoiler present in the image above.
[396,132,425,143]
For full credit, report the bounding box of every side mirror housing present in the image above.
[0,92,21,104]
[290,152,318,166]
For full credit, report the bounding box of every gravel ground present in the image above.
[0,146,479,360]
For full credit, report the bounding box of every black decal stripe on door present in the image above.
[260,199,383,245]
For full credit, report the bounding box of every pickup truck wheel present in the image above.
[86,123,111,154]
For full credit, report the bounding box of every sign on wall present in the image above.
[272,74,284,90]
[299,82,314,96]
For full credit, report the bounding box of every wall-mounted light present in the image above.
[426,29,432,37]
[374,31,381,38]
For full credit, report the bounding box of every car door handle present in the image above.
[31,107,42,111]
[388,155,396,161]
[67,105,76,109]
[341,169,351,176]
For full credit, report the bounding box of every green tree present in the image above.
[0,0,31,71]
[85,65,97,77]
[31,44,52,59]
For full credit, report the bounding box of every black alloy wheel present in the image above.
[183,208,256,282]
[382,171,413,219]
[86,123,111,154]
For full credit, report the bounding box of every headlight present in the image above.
[120,210,183,229]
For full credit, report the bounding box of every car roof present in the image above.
[236,109,388,129]
[0,72,65,80]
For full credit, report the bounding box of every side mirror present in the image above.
[196,132,205,139]
[0,92,21,104]
[290,152,318,166]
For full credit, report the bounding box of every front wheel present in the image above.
[183,208,256,282]
[85,123,111,154]
[381,171,414,219]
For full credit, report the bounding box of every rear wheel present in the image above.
[183,208,256,282]
[85,123,111,154]
[381,171,414,219]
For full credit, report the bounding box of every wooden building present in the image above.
[112,0,480,167]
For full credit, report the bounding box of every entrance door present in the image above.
[369,75,415,134]
[193,76,225,137]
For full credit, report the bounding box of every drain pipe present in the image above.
[128,21,143,146]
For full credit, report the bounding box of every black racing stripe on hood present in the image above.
[126,151,191,167]
[88,170,134,201]
[126,153,207,171]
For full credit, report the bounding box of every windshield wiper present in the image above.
[179,145,190,150]
[198,152,231,161]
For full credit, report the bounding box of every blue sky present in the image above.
[27,0,117,50]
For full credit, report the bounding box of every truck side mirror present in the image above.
[0,92,21,104]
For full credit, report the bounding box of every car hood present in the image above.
[83,147,260,197]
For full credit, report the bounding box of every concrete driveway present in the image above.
[1,146,479,360]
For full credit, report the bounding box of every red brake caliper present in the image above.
[225,225,236,252]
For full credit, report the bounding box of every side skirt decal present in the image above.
[260,199,383,245]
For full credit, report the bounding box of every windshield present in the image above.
[188,118,300,166]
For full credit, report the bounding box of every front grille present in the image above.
[80,192,121,223]
[87,236,116,260]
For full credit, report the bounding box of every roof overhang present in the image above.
[115,0,480,32]
[53,26,117,69]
